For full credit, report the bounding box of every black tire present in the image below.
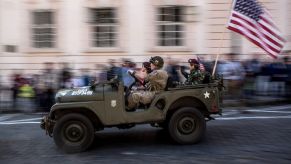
[168,107,206,144]
[53,113,95,153]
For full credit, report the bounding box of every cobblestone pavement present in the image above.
[0,105,291,164]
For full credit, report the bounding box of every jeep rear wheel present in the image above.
[53,113,95,153]
[168,107,205,144]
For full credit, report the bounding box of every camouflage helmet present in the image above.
[149,56,164,69]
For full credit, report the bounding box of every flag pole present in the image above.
[212,30,225,76]
[211,0,234,76]
[211,32,226,76]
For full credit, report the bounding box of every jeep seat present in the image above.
[165,76,176,91]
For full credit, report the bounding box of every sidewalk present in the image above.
[222,96,290,108]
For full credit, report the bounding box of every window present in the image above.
[89,8,117,47]
[157,6,185,46]
[4,45,17,52]
[32,11,56,48]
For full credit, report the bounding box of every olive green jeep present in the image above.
[41,76,223,153]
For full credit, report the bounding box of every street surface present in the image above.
[1,105,291,164]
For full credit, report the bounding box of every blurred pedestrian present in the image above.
[107,59,121,81]
[269,59,287,96]
[165,57,180,83]
[243,59,256,98]
[80,68,91,86]
[284,56,291,98]
[11,73,22,108]
[59,62,72,89]
[72,71,84,87]
[120,59,135,88]
[222,54,245,99]
[39,62,57,111]
[95,64,107,83]
[17,78,35,112]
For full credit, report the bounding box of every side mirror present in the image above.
[90,80,96,90]
[90,80,95,85]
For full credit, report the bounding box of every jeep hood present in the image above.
[55,86,103,103]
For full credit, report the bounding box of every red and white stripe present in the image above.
[196,56,205,72]
[227,9,285,59]
[199,63,205,72]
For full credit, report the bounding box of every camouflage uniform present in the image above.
[127,69,168,109]
[186,69,205,85]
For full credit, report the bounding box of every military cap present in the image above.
[188,59,199,65]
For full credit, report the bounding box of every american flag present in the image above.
[227,0,285,59]
[196,56,205,72]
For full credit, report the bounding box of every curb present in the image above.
[222,98,290,108]
[0,109,49,114]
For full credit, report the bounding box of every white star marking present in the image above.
[204,91,210,99]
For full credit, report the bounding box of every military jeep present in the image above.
[41,76,223,153]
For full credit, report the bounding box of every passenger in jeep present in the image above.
[181,59,205,85]
[128,62,152,90]
[127,56,168,110]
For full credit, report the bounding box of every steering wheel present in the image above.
[123,71,138,101]
[126,70,137,90]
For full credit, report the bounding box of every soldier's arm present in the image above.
[180,66,189,79]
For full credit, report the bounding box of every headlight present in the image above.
[54,90,69,103]
[55,95,60,103]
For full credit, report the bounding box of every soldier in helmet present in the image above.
[181,59,205,85]
[128,62,152,88]
[127,56,168,111]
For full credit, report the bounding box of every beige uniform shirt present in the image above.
[145,70,168,92]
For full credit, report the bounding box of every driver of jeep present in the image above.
[127,56,168,111]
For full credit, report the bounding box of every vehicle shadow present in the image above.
[87,124,236,153]
[91,128,172,148]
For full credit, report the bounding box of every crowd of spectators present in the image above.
[1,54,290,112]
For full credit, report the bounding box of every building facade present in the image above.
[0,0,290,85]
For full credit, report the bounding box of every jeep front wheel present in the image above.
[168,107,205,144]
[53,113,95,153]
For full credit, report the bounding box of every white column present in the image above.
[278,0,288,37]
[195,0,206,54]
[0,0,20,51]
[58,0,86,66]
[125,0,146,56]
[62,0,83,61]
[279,0,290,51]
[0,0,2,55]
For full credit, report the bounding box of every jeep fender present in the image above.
[166,96,209,119]
[49,102,105,128]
